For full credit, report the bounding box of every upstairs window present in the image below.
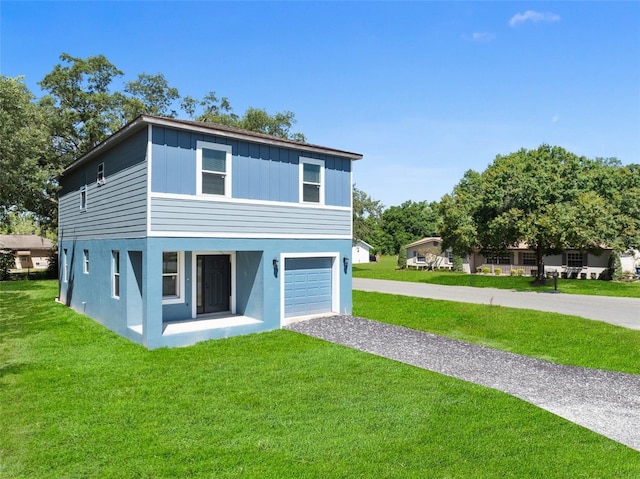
[300,158,325,204]
[197,141,232,197]
[80,186,87,210]
[97,163,105,185]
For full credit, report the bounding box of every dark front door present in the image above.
[197,255,231,315]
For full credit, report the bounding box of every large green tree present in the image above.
[439,145,633,284]
[379,200,441,255]
[0,76,55,227]
[352,185,384,248]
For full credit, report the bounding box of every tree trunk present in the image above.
[534,249,546,285]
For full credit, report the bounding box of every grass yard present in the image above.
[353,291,640,375]
[354,256,640,298]
[2,281,640,477]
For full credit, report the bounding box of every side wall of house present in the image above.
[58,129,148,241]
[57,237,147,345]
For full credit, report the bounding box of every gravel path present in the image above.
[286,315,640,451]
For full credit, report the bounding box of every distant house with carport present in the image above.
[405,237,458,270]
[0,234,54,270]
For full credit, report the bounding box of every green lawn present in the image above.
[354,256,640,298]
[2,281,639,477]
[353,291,640,375]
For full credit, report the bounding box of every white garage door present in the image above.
[284,257,333,318]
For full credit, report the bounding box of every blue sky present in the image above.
[2,1,639,208]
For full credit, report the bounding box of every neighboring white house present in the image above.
[405,237,458,270]
[352,240,372,264]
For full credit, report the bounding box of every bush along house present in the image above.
[57,115,362,348]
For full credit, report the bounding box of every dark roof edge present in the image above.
[62,115,363,175]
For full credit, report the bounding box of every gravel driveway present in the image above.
[286,315,640,451]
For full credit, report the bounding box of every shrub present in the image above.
[608,251,623,281]
[510,269,518,276]
[494,267,502,276]
[397,248,407,270]
[0,250,16,281]
[452,255,464,272]
[517,269,525,276]
[482,267,490,274]
[476,266,483,274]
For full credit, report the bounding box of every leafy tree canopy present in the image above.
[352,185,384,248]
[379,200,441,255]
[438,144,639,284]
[0,76,55,227]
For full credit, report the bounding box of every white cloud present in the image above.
[509,10,560,27]
[468,32,496,43]
[552,114,560,123]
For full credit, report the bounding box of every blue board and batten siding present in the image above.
[58,130,148,241]
[150,125,352,207]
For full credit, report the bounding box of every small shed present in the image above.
[352,240,373,264]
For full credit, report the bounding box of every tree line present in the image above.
[354,145,640,283]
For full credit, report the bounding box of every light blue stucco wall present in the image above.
[58,236,352,349]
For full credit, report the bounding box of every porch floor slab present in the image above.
[163,315,261,335]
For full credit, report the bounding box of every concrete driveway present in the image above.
[353,278,640,330]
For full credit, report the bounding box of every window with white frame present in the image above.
[63,248,68,282]
[112,251,120,298]
[522,252,536,265]
[447,251,454,263]
[299,158,324,204]
[80,186,87,210]
[567,252,584,267]
[97,163,105,185]
[162,252,183,302]
[83,249,89,274]
[197,141,232,197]
[486,252,511,264]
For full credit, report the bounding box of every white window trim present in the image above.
[162,251,185,305]
[80,186,87,211]
[196,141,232,198]
[83,249,89,274]
[299,157,325,205]
[112,251,120,299]
[63,249,68,283]
[97,163,105,185]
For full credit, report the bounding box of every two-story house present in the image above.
[58,115,362,348]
